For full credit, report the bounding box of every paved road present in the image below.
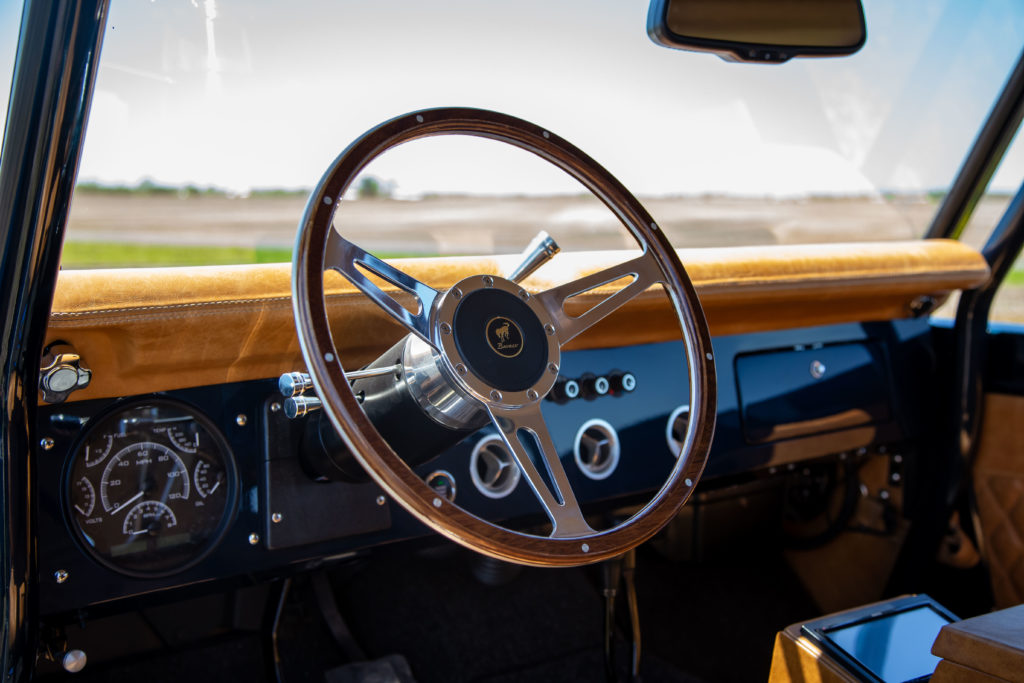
[68,193,1009,254]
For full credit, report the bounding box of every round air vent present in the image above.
[470,435,521,499]
[573,419,620,480]
[666,405,690,458]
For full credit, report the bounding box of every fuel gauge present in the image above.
[83,434,114,468]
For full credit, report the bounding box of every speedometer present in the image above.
[100,442,190,514]
[66,399,237,577]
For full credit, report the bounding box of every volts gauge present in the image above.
[72,477,95,518]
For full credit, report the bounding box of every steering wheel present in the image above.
[292,108,716,567]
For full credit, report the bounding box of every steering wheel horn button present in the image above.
[486,316,524,358]
[436,273,561,406]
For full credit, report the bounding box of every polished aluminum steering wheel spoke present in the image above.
[324,226,439,344]
[486,403,594,539]
[535,250,663,345]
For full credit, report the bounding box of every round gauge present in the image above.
[122,501,177,537]
[83,433,114,468]
[72,477,95,518]
[66,399,237,577]
[193,458,225,499]
[100,442,190,514]
[168,424,199,454]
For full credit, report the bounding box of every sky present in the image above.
[2,0,1024,198]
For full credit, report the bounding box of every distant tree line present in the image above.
[75,179,309,198]
[76,176,395,200]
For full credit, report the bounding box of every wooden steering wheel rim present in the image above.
[293,107,716,567]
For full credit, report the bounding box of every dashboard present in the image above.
[36,317,933,617]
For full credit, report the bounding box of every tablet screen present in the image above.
[825,605,951,682]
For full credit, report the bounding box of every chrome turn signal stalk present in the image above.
[508,231,560,284]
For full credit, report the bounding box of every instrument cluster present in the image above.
[65,399,237,577]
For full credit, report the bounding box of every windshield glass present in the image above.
[0,2,24,149]
[64,0,1024,268]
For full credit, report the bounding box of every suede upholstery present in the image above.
[45,239,988,402]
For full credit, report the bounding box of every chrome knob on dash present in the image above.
[284,395,322,419]
[279,365,405,419]
[279,372,313,397]
[39,343,92,404]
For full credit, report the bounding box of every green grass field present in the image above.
[1004,269,1024,286]
[59,241,429,269]
[59,242,295,269]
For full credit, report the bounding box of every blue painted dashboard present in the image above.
[35,318,934,615]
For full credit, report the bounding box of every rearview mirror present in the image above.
[647,0,866,64]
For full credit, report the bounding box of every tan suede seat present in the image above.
[769,603,1024,683]
[930,604,1024,683]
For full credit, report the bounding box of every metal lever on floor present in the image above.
[602,549,642,683]
[311,570,367,663]
[622,549,641,683]
[602,554,624,683]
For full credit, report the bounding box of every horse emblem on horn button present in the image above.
[486,316,524,358]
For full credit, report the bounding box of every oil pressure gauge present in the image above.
[66,399,237,577]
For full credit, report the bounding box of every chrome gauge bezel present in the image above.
[62,397,240,579]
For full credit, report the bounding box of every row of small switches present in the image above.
[548,371,636,403]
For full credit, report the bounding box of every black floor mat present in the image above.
[476,645,701,683]
[633,546,819,683]
[328,543,815,683]
[40,541,818,682]
[333,546,608,683]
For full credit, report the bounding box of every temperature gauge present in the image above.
[168,424,199,454]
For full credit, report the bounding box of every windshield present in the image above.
[0,2,24,148]
[63,0,1024,268]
